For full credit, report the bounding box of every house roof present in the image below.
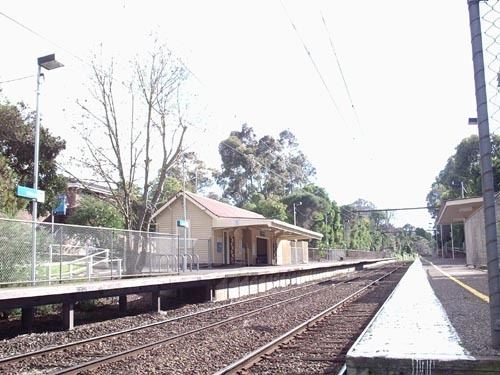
[67,179,112,196]
[152,191,265,220]
[435,196,484,225]
[185,192,265,219]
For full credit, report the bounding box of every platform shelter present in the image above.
[152,191,322,266]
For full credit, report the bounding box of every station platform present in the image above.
[0,257,390,331]
[346,256,500,374]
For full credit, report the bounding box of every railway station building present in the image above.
[152,191,322,266]
[435,193,500,267]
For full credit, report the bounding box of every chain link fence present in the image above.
[0,218,211,287]
[480,1,500,133]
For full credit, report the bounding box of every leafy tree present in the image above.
[426,134,500,217]
[217,124,315,206]
[0,102,66,216]
[415,227,432,241]
[154,151,216,203]
[243,194,288,221]
[349,217,372,250]
[340,199,395,251]
[0,155,25,217]
[282,184,344,248]
[67,196,124,228]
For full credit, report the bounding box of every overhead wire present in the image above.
[0,11,88,66]
[0,74,34,84]
[0,9,200,96]
[278,0,347,126]
[319,11,362,132]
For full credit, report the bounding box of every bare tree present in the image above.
[75,43,188,232]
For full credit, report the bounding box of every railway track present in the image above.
[215,266,405,375]
[0,264,405,374]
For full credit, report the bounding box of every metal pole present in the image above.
[435,229,439,257]
[31,64,42,284]
[440,224,444,258]
[182,161,187,272]
[451,222,455,260]
[468,0,500,348]
[293,203,297,226]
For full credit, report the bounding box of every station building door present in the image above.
[256,238,268,264]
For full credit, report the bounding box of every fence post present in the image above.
[467,0,500,348]
[110,229,114,279]
[59,225,63,283]
[148,232,153,276]
[48,244,52,284]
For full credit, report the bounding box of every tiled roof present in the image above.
[186,192,264,219]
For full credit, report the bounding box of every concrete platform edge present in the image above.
[345,356,500,374]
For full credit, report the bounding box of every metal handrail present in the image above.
[44,249,122,282]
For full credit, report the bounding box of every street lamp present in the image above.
[32,54,63,283]
[293,201,302,226]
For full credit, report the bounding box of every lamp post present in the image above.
[31,54,63,283]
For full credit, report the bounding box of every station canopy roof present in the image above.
[435,197,483,225]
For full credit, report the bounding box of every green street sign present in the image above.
[16,185,45,203]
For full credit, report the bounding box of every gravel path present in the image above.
[423,257,500,357]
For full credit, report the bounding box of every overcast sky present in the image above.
[0,1,485,230]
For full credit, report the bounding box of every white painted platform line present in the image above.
[347,258,474,361]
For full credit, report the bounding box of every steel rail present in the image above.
[212,266,403,375]
[0,272,344,367]
[49,267,392,375]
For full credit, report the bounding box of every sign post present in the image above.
[16,185,45,283]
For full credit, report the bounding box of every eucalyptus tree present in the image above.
[217,124,315,206]
[426,134,500,217]
[0,101,66,216]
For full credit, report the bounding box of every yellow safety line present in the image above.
[423,258,490,303]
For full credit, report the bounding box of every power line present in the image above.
[350,206,436,213]
[0,74,34,84]
[278,0,346,126]
[0,10,199,93]
[320,11,362,131]
[0,11,88,65]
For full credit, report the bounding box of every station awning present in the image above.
[435,197,483,225]
[213,218,323,240]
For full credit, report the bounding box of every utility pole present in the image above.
[293,201,302,226]
[467,0,500,348]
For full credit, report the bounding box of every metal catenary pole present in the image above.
[467,0,500,348]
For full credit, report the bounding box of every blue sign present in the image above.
[54,195,68,215]
[16,185,45,203]
[176,219,189,228]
